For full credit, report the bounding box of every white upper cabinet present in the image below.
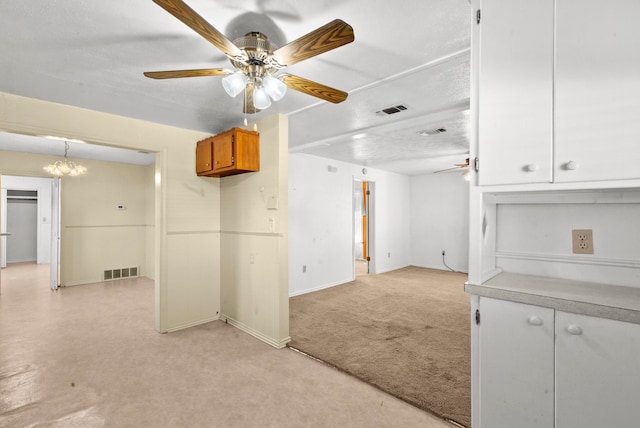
[554,0,640,183]
[475,0,640,186]
[477,0,554,186]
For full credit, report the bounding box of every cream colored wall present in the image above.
[61,157,148,285]
[0,92,220,333]
[220,114,290,348]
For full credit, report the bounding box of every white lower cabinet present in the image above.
[555,311,640,427]
[478,298,554,427]
[477,297,640,427]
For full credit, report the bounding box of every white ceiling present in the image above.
[0,0,471,174]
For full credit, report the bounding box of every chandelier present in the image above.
[43,141,87,176]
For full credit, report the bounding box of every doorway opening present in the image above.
[0,175,59,294]
[353,179,375,277]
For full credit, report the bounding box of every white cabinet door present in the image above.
[555,0,640,183]
[478,298,554,427]
[556,311,640,427]
[477,0,554,186]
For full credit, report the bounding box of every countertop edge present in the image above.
[465,283,640,325]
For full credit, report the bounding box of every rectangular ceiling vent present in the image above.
[376,104,408,116]
[416,127,447,137]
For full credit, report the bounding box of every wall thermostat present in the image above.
[362,168,368,175]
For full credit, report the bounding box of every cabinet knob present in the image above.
[567,324,583,335]
[525,163,539,172]
[528,315,544,326]
[205,163,209,166]
[565,161,579,170]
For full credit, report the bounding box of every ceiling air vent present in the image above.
[416,127,447,136]
[376,104,408,116]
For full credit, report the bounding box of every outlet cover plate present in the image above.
[572,229,594,254]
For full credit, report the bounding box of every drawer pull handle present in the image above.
[565,161,579,170]
[528,316,543,326]
[525,163,539,172]
[567,325,583,335]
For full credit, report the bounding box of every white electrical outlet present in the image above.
[572,229,594,254]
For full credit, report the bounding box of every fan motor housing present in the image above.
[230,32,282,79]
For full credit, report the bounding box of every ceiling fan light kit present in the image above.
[221,72,248,98]
[252,85,272,109]
[263,75,287,101]
[145,0,354,114]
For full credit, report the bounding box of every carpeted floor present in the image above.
[289,266,471,427]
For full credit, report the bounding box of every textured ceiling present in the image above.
[0,0,471,174]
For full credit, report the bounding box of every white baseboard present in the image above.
[410,263,469,274]
[166,315,220,333]
[289,278,353,297]
[374,263,411,274]
[220,314,290,349]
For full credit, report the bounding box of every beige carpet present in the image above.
[289,266,471,427]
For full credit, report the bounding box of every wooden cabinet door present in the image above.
[477,0,554,186]
[213,132,234,170]
[554,0,640,183]
[195,139,213,174]
[555,311,640,427]
[478,298,554,428]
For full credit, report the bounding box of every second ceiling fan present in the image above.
[144,0,355,114]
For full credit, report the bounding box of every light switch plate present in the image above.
[267,195,278,210]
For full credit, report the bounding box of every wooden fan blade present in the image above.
[143,68,231,79]
[152,0,242,58]
[280,74,348,104]
[273,19,354,66]
[243,84,260,114]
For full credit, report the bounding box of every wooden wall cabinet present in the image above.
[196,128,259,177]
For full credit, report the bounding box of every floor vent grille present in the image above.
[103,266,140,282]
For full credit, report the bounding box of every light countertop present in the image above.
[465,273,640,324]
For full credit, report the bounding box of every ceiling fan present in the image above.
[434,158,471,179]
[144,0,355,114]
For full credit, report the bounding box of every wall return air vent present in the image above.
[375,104,408,116]
[103,266,139,282]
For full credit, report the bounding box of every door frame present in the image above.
[352,177,376,277]
[0,174,58,291]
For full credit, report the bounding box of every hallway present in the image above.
[0,263,455,427]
